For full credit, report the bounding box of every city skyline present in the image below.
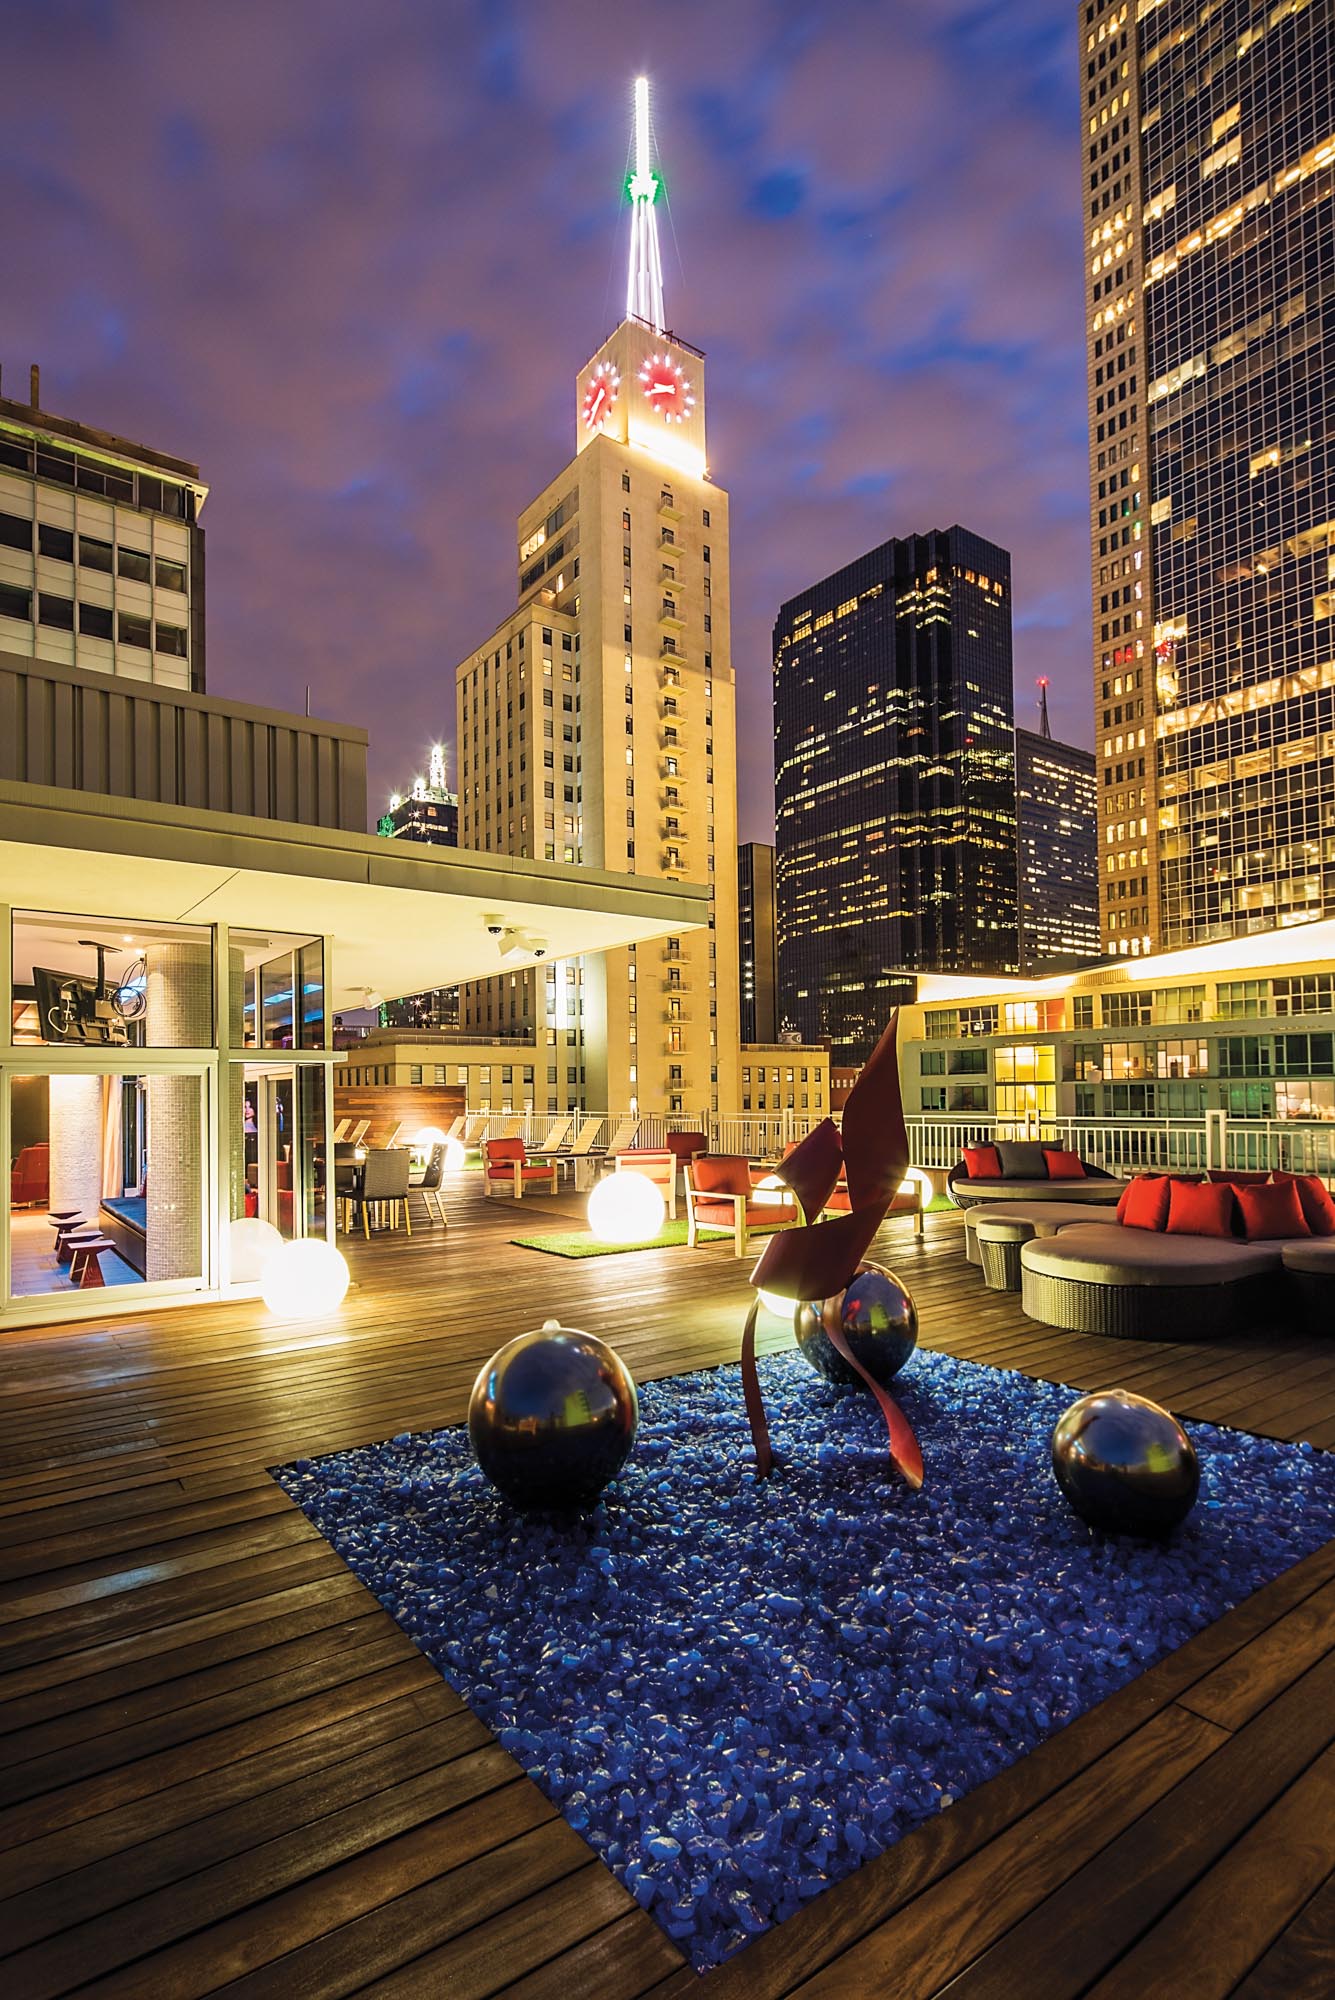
[1,1,1091,842]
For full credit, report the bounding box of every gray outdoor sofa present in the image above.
[947,1139,1122,1211]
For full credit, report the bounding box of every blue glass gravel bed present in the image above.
[273,1351,1335,1972]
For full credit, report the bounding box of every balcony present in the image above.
[659,638,684,662]
[659,600,687,629]
[657,491,682,521]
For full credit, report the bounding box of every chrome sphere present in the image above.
[1052,1388,1200,1538]
[795,1261,918,1388]
[468,1320,639,1511]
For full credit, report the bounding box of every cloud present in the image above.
[0,0,1092,832]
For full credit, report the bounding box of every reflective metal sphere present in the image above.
[795,1261,918,1388]
[468,1320,639,1511]
[1052,1388,1200,1538]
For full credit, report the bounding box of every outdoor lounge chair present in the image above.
[484,1137,559,1198]
[685,1154,800,1257]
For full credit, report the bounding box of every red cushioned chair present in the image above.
[484,1136,558,1199]
[10,1143,49,1209]
[685,1154,800,1258]
[820,1170,925,1238]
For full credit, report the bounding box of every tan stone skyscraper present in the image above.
[1083,0,1335,957]
[455,79,739,1120]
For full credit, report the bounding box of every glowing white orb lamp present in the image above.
[587,1170,665,1245]
[227,1216,283,1284]
[261,1239,350,1320]
[899,1166,934,1208]
[413,1126,447,1153]
[752,1172,789,1207]
[442,1135,466,1171]
[757,1288,798,1324]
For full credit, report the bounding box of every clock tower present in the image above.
[454,77,739,1127]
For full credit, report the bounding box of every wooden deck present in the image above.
[0,1183,1331,1998]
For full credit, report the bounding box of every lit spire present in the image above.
[1038,677,1052,740]
[626,76,666,334]
[429,742,447,792]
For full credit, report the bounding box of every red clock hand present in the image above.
[588,383,607,420]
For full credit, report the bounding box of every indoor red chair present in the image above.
[685,1154,799,1257]
[484,1137,558,1199]
[10,1143,49,1209]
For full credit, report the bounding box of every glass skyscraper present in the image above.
[1084,0,1335,953]
[773,526,1019,1060]
[1015,713,1101,973]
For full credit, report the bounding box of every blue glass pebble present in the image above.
[272,1348,1335,1974]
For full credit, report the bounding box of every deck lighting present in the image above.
[261,1239,350,1320]
[588,1170,664,1244]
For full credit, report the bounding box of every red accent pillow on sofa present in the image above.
[1165,1179,1236,1239]
[961,1145,1002,1181]
[1115,1175,1170,1231]
[1042,1148,1086,1180]
[1269,1172,1335,1236]
[1234,1181,1311,1241]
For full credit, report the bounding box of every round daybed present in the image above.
[947,1140,1121,1212]
[1018,1224,1282,1339]
[965,1201,1118,1274]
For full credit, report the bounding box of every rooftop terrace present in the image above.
[0,1184,1331,1995]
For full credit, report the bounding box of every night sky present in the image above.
[2,0,1090,842]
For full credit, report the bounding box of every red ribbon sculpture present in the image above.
[742,1012,924,1490]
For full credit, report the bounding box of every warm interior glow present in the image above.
[261,1239,350,1319]
[588,1170,665,1244]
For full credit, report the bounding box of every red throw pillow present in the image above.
[1269,1172,1335,1237]
[961,1145,1002,1181]
[1234,1180,1311,1241]
[1165,1180,1236,1239]
[1115,1175,1170,1231]
[1042,1148,1086,1180]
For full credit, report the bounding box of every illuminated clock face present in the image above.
[582,362,620,431]
[639,352,693,424]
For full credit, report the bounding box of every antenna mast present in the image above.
[626,76,666,333]
[1037,677,1052,740]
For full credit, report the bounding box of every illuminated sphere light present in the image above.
[751,1172,789,1208]
[899,1166,934,1207]
[442,1135,466,1172]
[795,1261,918,1389]
[1052,1389,1200,1538]
[757,1289,797,1324]
[261,1239,350,1320]
[413,1126,448,1153]
[226,1216,284,1284]
[587,1170,665,1245]
[468,1320,639,1511]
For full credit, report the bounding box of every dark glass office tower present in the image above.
[773,526,1018,1060]
[738,841,777,1044]
[1084,0,1335,953]
[1016,699,1101,972]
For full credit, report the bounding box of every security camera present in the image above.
[484,913,505,936]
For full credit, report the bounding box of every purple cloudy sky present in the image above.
[2,0,1088,842]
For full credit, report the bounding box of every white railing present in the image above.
[903,1113,1335,1182]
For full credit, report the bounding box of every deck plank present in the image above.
[0,1190,1328,1998]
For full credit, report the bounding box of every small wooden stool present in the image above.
[49,1214,88,1264]
[68,1233,115,1288]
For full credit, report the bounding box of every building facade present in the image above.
[0,375,207,694]
[773,526,1019,1062]
[453,87,740,1122]
[1083,0,1335,955]
[378,745,461,1030]
[738,841,777,1045]
[1015,696,1100,973]
[900,916,1335,1135]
